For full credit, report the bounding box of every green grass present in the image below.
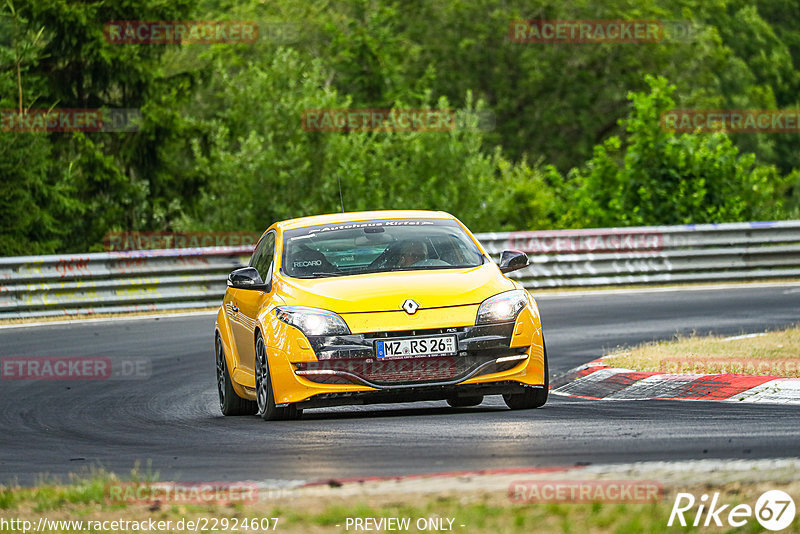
[3,474,800,533]
[608,325,800,377]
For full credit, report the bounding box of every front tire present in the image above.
[255,332,301,421]
[216,336,257,416]
[503,338,549,410]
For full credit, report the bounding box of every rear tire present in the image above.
[446,395,484,408]
[255,332,302,421]
[216,336,257,416]
[503,338,549,410]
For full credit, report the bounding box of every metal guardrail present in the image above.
[0,247,252,319]
[1,220,799,319]
[479,220,800,288]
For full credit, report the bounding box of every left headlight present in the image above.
[274,306,351,336]
[475,289,528,325]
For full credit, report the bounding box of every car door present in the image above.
[229,231,276,384]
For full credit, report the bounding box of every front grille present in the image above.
[361,327,465,339]
[359,356,464,384]
[295,349,526,387]
[307,323,515,361]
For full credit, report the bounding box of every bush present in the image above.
[560,75,791,228]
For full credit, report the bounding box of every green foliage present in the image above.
[177,47,501,231]
[1,0,800,255]
[561,75,789,228]
[0,131,68,255]
[0,2,79,254]
[489,155,562,231]
[1,0,199,253]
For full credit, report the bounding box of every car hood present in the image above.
[275,262,516,314]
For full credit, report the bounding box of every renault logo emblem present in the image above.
[402,299,419,315]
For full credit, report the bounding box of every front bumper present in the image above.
[295,323,526,387]
[293,381,545,409]
[264,306,545,406]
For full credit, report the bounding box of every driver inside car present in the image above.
[394,240,427,268]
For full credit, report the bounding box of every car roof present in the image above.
[273,210,456,232]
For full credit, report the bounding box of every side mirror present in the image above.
[227,267,270,291]
[498,250,529,274]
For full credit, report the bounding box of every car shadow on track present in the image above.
[295,404,509,421]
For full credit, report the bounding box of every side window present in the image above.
[249,232,276,282]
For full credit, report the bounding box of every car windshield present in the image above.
[281,218,484,278]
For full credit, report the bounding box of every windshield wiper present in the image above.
[311,271,350,277]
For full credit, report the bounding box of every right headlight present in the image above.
[274,306,350,336]
[475,289,528,325]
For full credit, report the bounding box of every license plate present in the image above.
[375,335,458,358]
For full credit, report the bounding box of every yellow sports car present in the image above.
[214,210,547,420]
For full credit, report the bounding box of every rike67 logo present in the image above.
[669,490,796,531]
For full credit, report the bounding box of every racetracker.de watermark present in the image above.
[510,20,662,43]
[103,21,302,45]
[658,358,799,377]
[508,480,663,503]
[661,109,800,133]
[1,357,151,380]
[105,482,260,505]
[0,109,141,132]
[103,232,261,251]
[507,229,664,254]
[296,357,458,382]
[104,21,257,44]
[301,108,496,132]
[509,20,703,43]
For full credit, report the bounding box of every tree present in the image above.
[8,0,198,252]
[561,75,790,228]
[176,47,504,232]
[0,2,78,255]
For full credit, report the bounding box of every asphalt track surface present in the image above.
[1,284,798,485]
